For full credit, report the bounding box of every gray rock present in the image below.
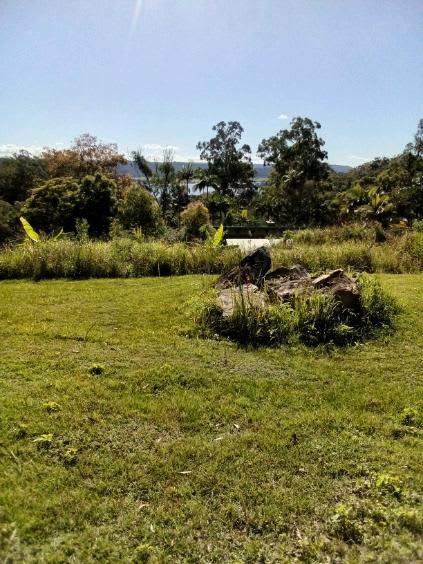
[265,264,311,282]
[218,284,265,317]
[216,246,271,289]
[312,269,344,288]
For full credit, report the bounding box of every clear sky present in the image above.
[1,0,422,165]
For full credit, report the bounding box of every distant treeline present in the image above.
[0,117,422,243]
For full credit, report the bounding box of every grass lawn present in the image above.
[0,274,422,562]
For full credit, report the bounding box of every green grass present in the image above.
[1,275,422,562]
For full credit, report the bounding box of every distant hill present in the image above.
[117,161,352,180]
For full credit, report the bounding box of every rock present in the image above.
[312,269,360,310]
[265,264,311,282]
[266,264,311,302]
[218,284,265,317]
[273,278,312,301]
[216,246,271,289]
[312,269,344,288]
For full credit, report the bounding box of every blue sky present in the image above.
[0,0,422,165]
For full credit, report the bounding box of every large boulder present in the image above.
[313,269,360,310]
[216,246,271,289]
[218,284,265,317]
[265,264,312,302]
[265,264,311,282]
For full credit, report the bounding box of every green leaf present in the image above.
[19,216,40,242]
[212,223,224,248]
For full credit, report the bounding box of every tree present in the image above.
[0,199,19,241]
[22,173,117,236]
[118,182,163,235]
[196,121,255,197]
[257,117,329,225]
[150,148,177,219]
[178,163,195,205]
[22,177,82,233]
[42,133,126,179]
[405,118,423,158]
[131,150,154,194]
[193,168,219,199]
[78,173,117,237]
[0,151,47,204]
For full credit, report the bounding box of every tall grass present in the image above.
[0,239,243,280]
[0,231,422,280]
[291,223,378,245]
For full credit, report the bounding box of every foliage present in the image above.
[0,200,19,242]
[196,121,255,198]
[22,176,82,233]
[211,223,224,248]
[0,239,243,280]
[180,201,211,240]
[19,216,40,242]
[131,150,154,193]
[21,173,117,237]
[2,231,423,280]
[0,151,47,204]
[78,173,117,237]
[257,117,330,225]
[42,133,126,179]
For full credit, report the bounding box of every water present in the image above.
[226,238,283,252]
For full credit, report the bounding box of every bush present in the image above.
[22,176,81,233]
[180,201,211,240]
[117,183,163,236]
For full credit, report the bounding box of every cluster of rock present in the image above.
[216,246,360,317]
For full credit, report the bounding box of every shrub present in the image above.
[117,183,163,236]
[180,201,211,240]
[357,273,401,331]
[22,176,81,233]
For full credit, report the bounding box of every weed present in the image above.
[400,407,419,427]
[63,447,78,467]
[88,364,105,376]
[376,474,403,499]
[32,433,54,449]
[330,504,364,544]
[42,401,61,413]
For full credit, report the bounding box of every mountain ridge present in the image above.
[117,162,352,179]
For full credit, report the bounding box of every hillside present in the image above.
[117,161,352,180]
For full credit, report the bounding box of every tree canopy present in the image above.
[196,121,255,198]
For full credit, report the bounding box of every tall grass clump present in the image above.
[0,239,243,280]
[193,273,400,348]
[292,224,378,245]
[0,231,422,280]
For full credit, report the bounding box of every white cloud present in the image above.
[349,155,373,163]
[277,113,288,120]
[0,143,44,157]
[139,143,200,162]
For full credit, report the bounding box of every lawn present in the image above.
[0,275,422,562]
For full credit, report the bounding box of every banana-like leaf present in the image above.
[212,223,224,248]
[19,217,40,242]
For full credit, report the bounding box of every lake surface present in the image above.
[226,238,283,252]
